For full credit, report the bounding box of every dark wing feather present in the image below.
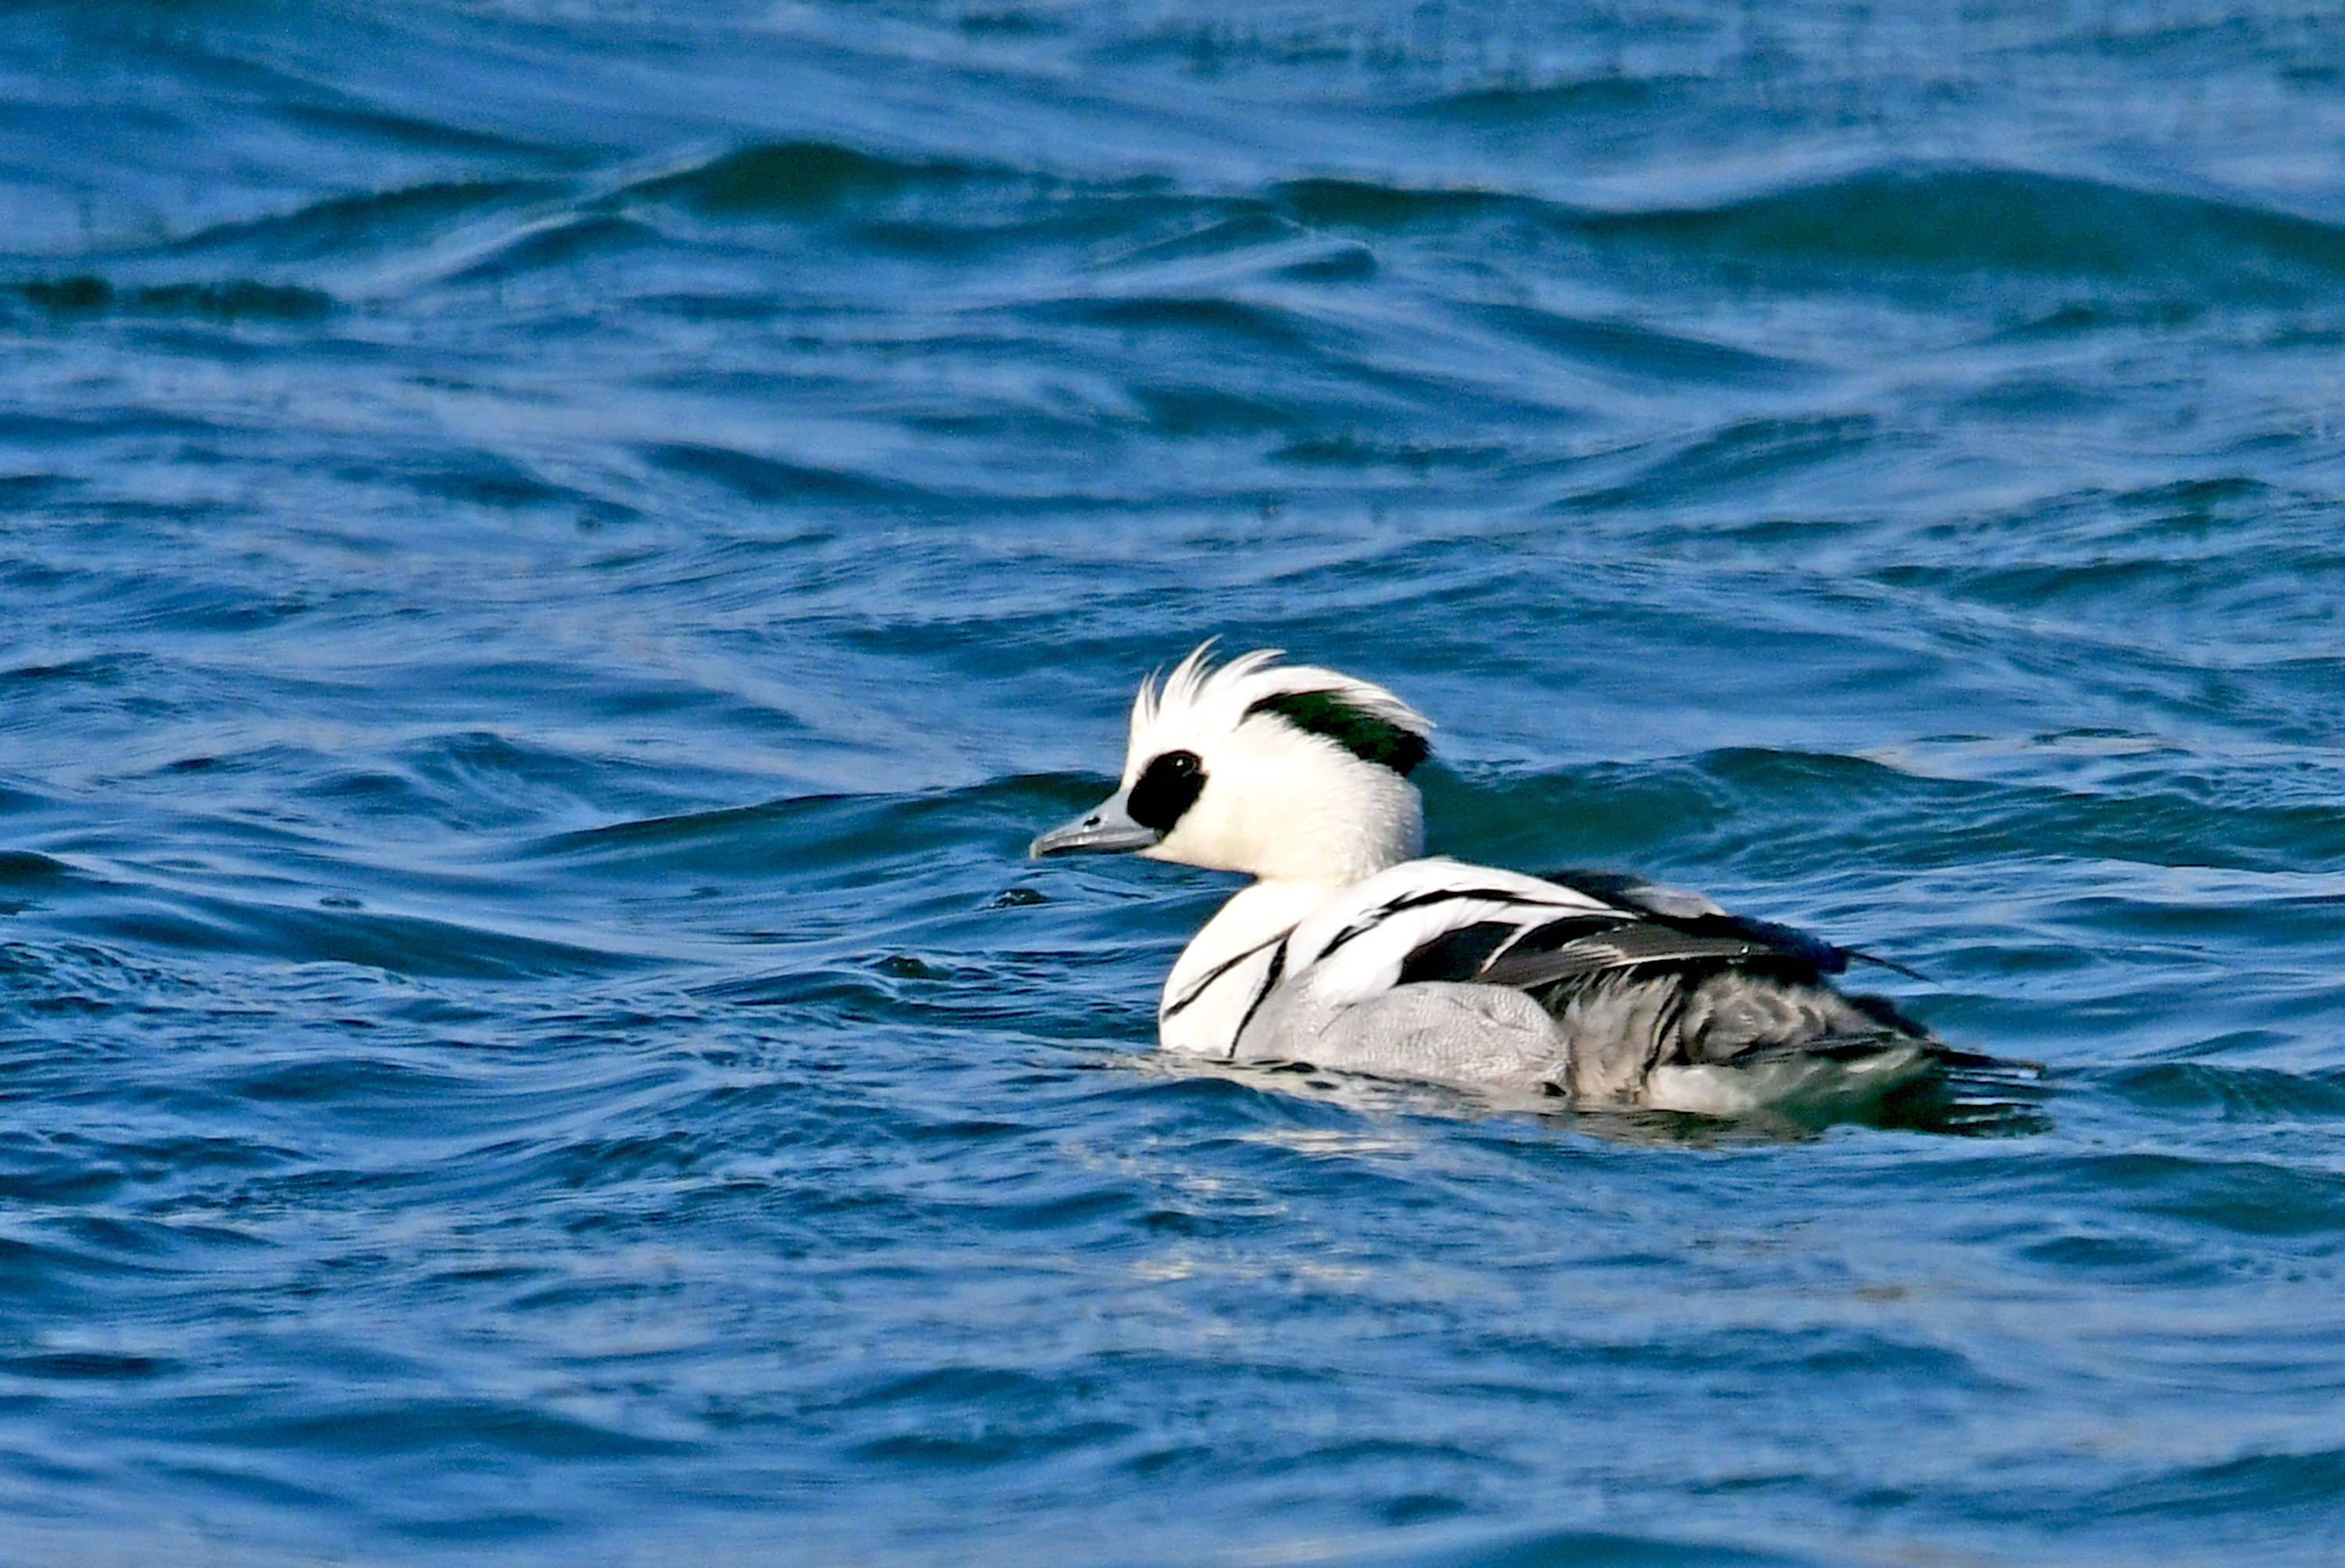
[1379,876,1853,998]
[1535,868,1689,912]
[1396,920,1527,985]
[1419,871,1939,1065]
[1539,868,1852,975]
[1479,923,1809,990]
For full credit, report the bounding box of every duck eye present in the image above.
[1128,749,1206,832]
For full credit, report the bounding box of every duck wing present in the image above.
[1379,867,1858,994]
[1341,863,1957,1079]
[1247,860,2034,1125]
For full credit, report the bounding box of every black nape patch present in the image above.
[1127,749,1205,832]
[1245,689,1429,775]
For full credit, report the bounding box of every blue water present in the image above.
[5,2,2345,1563]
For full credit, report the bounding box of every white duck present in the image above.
[1031,645,2014,1122]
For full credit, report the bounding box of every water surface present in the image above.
[4,2,2344,1563]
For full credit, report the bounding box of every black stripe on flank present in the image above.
[1319,886,1573,961]
[1162,928,1294,1021]
[1245,690,1428,776]
[1228,936,1290,1057]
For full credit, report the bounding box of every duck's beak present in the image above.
[1029,789,1162,857]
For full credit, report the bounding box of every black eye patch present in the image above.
[1127,750,1205,832]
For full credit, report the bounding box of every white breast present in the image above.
[1156,880,1330,1058]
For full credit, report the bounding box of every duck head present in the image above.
[1030,644,1432,886]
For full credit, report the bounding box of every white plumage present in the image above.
[1032,644,2025,1124]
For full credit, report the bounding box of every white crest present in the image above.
[1125,641,1431,786]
